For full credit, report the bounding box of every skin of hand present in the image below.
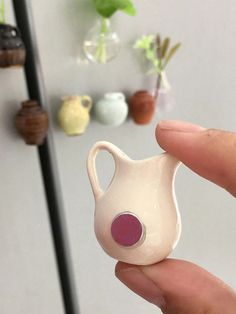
[115,120,236,314]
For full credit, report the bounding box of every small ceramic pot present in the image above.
[94,93,128,126]
[129,90,155,125]
[58,95,92,136]
[0,23,26,68]
[15,100,49,145]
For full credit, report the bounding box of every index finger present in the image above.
[156,120,236,197]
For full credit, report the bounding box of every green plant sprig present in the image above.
[93,0,136,18]
[91,0,136,64]
[134,34,181,99]
[134,34,181,74]
[0,0,5,24]
[94,17,109,64]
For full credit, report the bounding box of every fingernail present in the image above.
[115,267,166,308]
[158,120,205,132]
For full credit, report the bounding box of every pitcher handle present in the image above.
[81,95,92,111]
[87,141,129,200]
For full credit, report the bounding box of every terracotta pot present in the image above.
[129,90,155,125]
[15,100,49,145]
[0,23,26,68]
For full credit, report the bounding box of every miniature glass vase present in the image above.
[155,71,176,113]
[83,17,121,64]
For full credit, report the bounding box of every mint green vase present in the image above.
[94,93,128,126]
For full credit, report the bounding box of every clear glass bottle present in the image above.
[83,17,121,64]
[154,71,176,113]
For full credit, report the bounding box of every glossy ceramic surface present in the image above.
[87,141,181,265]
[0,23,26,68]
[94,93,128,126]
[58,95,92,136]
[129,90,155,124]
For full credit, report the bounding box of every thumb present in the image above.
[156,120,236,197]
[115,259,236,314]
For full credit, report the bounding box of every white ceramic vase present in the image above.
[87,141,181,266]
[94,93,128,126]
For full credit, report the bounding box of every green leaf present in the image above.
[163,42,181,68]
[93,0,136,18]
[121,2,136,16]
[134,35,154,50]
[93,0,117,17]
[145,49,156,62]
[153,59,159,67]
[161,37,170,59]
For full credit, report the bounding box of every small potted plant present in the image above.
[129,34,181,124]
[0,0,26,68]
[83,0,136,64]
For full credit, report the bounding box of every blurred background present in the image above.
[0,0,236,313]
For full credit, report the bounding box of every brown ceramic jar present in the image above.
[0,23,26,68]
[129,90,155,125]
[15,100,49,145]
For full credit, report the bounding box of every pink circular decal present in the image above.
[111,213,144,247]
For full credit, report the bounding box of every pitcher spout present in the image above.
[163,153,180,175]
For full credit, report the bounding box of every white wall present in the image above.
[0,3,64,314]
[1,0,236,313]
[33,0,236,313]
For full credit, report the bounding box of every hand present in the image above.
[115,120,236,314]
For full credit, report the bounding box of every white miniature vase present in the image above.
[87,141,181,266]
[94,93,128,126]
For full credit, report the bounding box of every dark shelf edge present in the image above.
[11,1,80,313]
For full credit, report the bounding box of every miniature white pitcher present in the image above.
[87,141,181,266]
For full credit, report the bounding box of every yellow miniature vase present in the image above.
[58,95,92,136]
